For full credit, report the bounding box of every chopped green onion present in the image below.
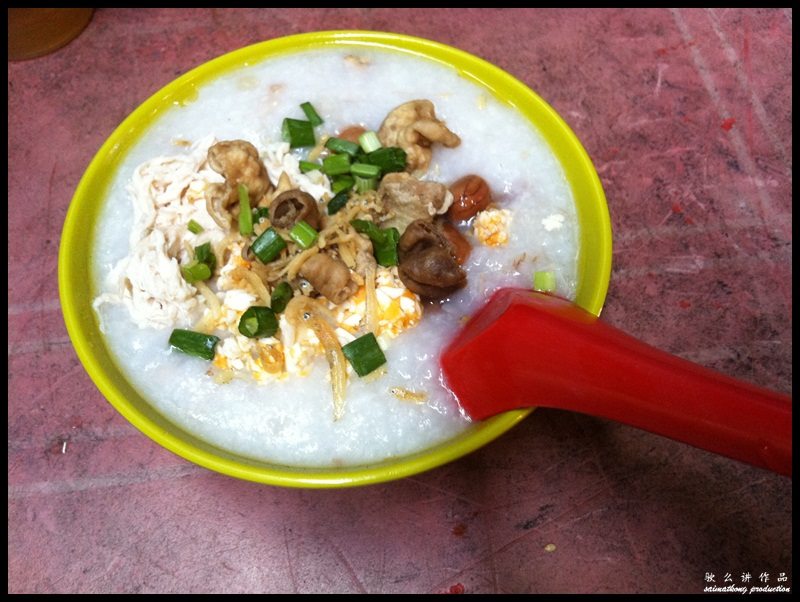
[299,160,321,173]
[358,130,382,153]
[181,260,211,284]
[187,219,204,234]
[364,147,406,174]
[289,220,319,249]
[354,175,377,193]
[169,329,219,361]
[250,227,287,263]
[325,137,361,156]
[322,152,351,176]
[270,282,293,314]
[350,219,381,238]
[350,162,381,179]
[282,118,315,148]
[533,270,557,292]
[252,206,270,223]
[194,242,216,272]
[238,183,253,236]
[331,174,355,194]
[182,241,216,283]
[300,101,323,127]
[327,190,350,215]
[373,228,399,266]
[238,306,278,339]
[342,332,387,377]
[350,219,400,267]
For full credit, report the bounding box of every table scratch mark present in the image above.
[8,337,73,356]
[7,299,62,316]
[404,476,480,506]
[613,214,791,244]
[328,538,368,594]
[612,249,792,281]
[704,9,790,172]
[371,546,386,594]
[654,62,667,96]
[282,525,299,594]
[671,9,785,235]
[8,424,140,453]
[15,362,85,407]
[710,476,771,503]
[487,516,499,594]
[8,463,205,498]
[427,480,614,594]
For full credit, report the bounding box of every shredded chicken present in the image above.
[93,136,227,329]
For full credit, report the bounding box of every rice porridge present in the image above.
[92,48,578,467]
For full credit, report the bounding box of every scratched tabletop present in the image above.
[8,8,792,594]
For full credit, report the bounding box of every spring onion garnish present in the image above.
[364,147,406,174]
[325,137,361,157]
[238,306,278,339]
[251,227,287,263]
[342,332,387,377]
[252,206,270,223]
[169,329,220,361]
[322,152,351,176]
[187,219,204,234]
[354,175,377,193]
[282,118,315,148]
[181,260,211,284]
[299,160,321,173]
[358,130,381,154]
[350,219,400,267]
[289,220,319,249]
[270,281,293,314]
[181,243,215,284]
[194,242,216,273]
[237,183,253,236]
[331,174,355,194]
[350,162,381,179]
[327,190,349,215]
[300,101,323,127]
[533,270,556,292]
[373,228,400,267]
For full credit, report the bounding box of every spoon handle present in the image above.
[441,289,792,476]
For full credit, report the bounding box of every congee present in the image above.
[92,48,579,467]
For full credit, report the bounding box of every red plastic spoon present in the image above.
[440,288,792,476]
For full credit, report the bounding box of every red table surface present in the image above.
[8,8,792,594]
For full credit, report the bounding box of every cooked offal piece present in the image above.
[299,253,358,305]
[397,219,466,300]
[207,140,272,202]
[269,189,322,230]
[377,172,453,232]
[377,100,461,173]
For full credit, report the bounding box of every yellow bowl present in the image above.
[59,31,612,488]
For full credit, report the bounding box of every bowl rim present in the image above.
[58,30,612,488]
